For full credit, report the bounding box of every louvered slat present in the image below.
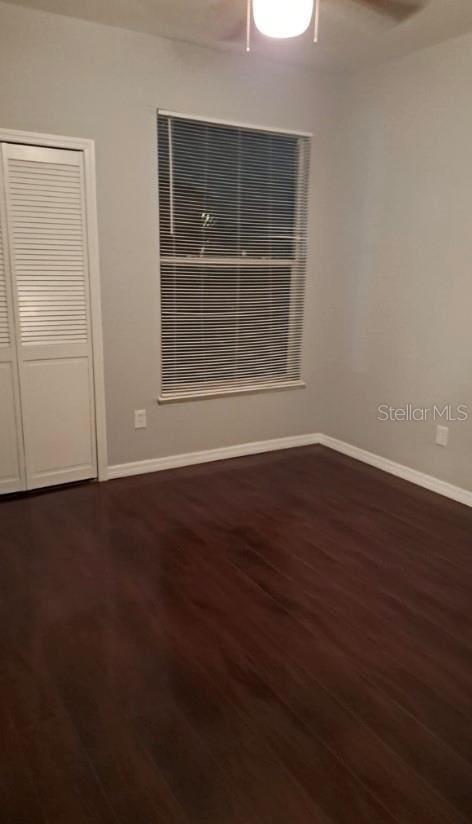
[0,210,10,347]
[157,113,310,401]
[7,158,88,346]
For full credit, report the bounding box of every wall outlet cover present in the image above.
[134,409,147,429]
[435,425,449,447]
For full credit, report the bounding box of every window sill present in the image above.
[157,380,306,404]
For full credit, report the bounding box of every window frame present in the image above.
[156,110,312,404]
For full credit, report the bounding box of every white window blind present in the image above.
[157,113,310,401]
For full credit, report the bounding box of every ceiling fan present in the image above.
[221,0,427,51]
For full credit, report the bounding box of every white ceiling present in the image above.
[4,0,472,70]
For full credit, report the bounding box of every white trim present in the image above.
[108,432,472,507]
[0,128,108,481]
[158,110,313,138]
[0,128,95,152]
[158,380,306,404]
[81,140,108,481]
[319,434,472,508]
[108,433,320,479]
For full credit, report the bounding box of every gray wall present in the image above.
[0,1,338,465]
[324,33,472,492]
[1,1,471,493]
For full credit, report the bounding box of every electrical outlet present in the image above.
[435,425,449,447]
[134,409,147,429]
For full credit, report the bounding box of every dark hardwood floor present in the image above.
[1,444,472,823]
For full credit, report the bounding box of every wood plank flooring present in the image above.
[1,444,472,823]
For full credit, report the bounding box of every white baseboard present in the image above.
[319,434,472,508]
[108,431,472,508]
[107,433,321,480]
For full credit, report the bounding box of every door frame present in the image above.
[0,128,108,481]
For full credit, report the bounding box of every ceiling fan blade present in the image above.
[349,0,425,21]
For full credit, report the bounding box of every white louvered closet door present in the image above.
[2,143,97,490]
[0,156,25,493]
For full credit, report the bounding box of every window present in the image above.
[157,112,310,402]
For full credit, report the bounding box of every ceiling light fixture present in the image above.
[246,0,320,51]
